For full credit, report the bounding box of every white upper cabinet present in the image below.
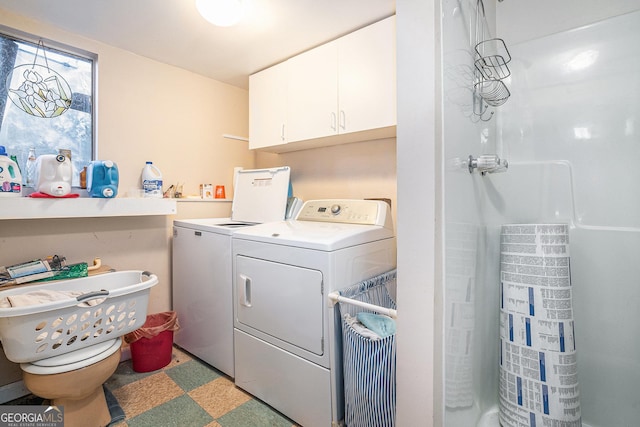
[286,40,339,143]
[249,61,288,149]
[249,15,396,152]
[338,15,396,134]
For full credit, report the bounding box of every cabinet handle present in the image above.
[330,112,337,131]
[281,124,285,141]
[239,274,252,307]
[339,110,346,130]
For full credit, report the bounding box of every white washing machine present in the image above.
[231,199,397,427]
[172,167,291,377]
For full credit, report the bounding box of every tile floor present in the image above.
[8,345,299,427]
[106,345,299,427]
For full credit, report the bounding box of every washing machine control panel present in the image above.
[296,199,389,226]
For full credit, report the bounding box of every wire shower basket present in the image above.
[473,0,512,113]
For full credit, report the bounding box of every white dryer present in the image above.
[172,167,291,377]
[231,199,396,427]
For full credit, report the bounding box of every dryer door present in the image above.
[235,256,324,355]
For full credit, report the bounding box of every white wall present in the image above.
[497,0,640,45]
[440,0,502,425]
[395,0,440,425]
[491,6,640,427]
[256,138,397,226]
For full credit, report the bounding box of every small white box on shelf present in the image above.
[200,184,214,199]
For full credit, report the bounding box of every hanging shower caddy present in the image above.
[472,0,512,120]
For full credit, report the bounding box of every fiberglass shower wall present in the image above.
[442,0,501,425]
[443,1,640,426]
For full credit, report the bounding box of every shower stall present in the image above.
[441,1,640,426]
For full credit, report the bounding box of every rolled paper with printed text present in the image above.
[498,224,581,427]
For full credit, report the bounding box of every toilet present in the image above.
[20,338,122,427]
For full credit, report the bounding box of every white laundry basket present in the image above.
[0,270,158,363]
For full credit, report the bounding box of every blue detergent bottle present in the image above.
[87,160,119,198]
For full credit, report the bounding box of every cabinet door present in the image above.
[249,62,288,149]
[338,15,396,134]
[286,40,338,142]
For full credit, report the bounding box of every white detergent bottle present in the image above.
[34,154,72,197]
[0,146,22,197]
[142,161,163,198]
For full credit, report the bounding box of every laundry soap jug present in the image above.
[87,160,119,198]
[34,154,72,197]
[142,161,162,198]
[0,146,22,196]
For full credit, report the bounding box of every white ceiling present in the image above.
[0,0,396,89]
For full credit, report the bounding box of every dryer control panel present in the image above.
[296,199,392,228]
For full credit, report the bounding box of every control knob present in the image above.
[330,204,341,215]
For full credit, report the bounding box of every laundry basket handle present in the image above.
[76,290,109,303]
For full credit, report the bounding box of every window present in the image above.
[0,26,95,187]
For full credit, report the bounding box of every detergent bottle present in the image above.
[0,146,22,197]
[87,160,119,198]
[34,154,72,197]
[142,161,163,198]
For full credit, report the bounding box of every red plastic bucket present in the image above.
[127,312,178,373]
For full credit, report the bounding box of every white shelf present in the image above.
[0,197,177,220]
[175,198,232,203]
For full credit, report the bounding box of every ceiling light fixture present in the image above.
[196,0,244,27]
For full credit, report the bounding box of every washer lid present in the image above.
[231,167,291,224]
